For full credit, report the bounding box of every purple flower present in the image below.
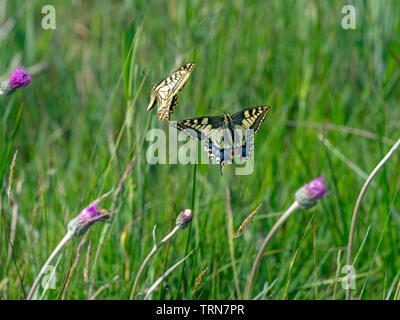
[0,66,31,95]
[67,202,109,236]
[176,209,193,229]
[77,203,103,223]
[295,176,329,209]
[305,177,329,200]
[9,67,31,88]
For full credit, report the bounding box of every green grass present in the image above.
[1,0,400,300]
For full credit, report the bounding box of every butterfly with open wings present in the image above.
[170,106,270,175]
[147,62,196,121]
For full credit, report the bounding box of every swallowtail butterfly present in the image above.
[171,106,270,175]
[147,62,196,121]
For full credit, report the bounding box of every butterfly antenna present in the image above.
[208,105,226,115]
[142,71,157,84]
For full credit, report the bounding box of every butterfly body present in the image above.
[147,62,196,121]
[171,106,270,175]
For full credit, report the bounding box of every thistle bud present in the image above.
[67,202,109,237]
[295,177,329,209]
[0,66,31,95]
[176,209,193,229]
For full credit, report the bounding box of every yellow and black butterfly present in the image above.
[170,106,270,175]
[147,62,196,121]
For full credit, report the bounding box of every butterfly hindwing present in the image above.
[154,87,174,119]
[231,126,255,161]
[168,95,178,115]
[204,126,254,175]
[147,62,196,121]
[204,137,231,175]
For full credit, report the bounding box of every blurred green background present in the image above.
[1,0,400,300]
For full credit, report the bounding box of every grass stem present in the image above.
[245,201,300,299]
[346,136,400,299]
[130,225,180,299]
[144,250,194,300]
[26,231,73,300]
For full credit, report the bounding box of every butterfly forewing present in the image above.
[171,116,224,140]
[231,106,270,134]
[159,62,195,93]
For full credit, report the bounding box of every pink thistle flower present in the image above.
[176,209,193,229]
[0,66,31,95]
[9,66,31,88]
[295,176,329,209]
[67,202,109,237]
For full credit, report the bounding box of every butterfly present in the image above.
[170,106,270,175]
[147,62,196,121]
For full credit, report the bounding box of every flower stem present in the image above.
[346,136,400,300]
[226,187,241,299]
[144,250,194,299]
[130,225,180,299]
[26,231,73,300]
[176,163,197,299]
[245,201,300,299]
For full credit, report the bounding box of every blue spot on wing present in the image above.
[220,149,225,162]
[241,145,247,157]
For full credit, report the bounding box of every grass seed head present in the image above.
[234,204,262,238]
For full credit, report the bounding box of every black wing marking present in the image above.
[231,105,270,134]
[166,95,179,120]
[171,116,224,140]
[157,62,196,94]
